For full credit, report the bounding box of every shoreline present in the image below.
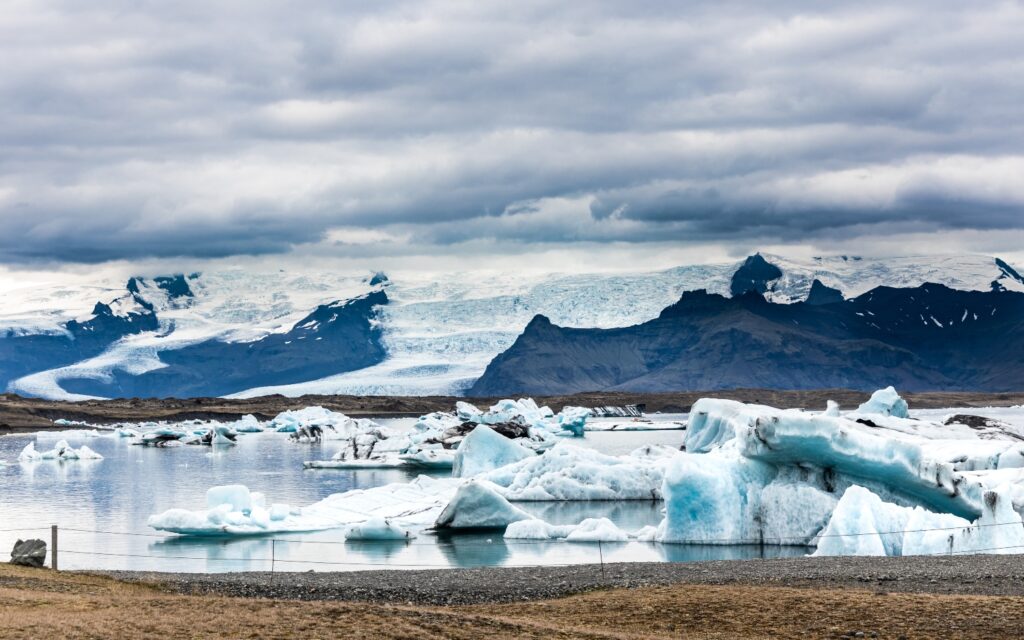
[101,555,1024,605]
[5,559,1024,639]
[4,388,1024,432]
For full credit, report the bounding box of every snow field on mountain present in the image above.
[8,253,1021,399]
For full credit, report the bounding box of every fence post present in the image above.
[270,539,275,586]
[51,525,58,571]
[597,540,605,582]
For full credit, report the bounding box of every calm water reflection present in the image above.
[0,422,807,572]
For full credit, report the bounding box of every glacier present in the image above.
[7,253,1023,400]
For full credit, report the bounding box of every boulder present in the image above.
[10,539,46,568]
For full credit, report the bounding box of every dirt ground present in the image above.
[1,565,1023,639]
[5,388,1024,432]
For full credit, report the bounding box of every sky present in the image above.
[2,0,1024,277]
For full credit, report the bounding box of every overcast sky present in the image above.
[2,0,1024,274]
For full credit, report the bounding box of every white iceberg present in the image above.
[453,425,535,478]
[683,396,1023,520]
[856,386,910,418]
[434,480,536,529]
[345,516,416,541]
[504,517,632,542]
[232,414,264,433]
[481,442,667,501]
[19,440,103,462]
[813,485,1024,556]
[150,476,461,536]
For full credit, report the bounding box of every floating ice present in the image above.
[19,440,103,462]
[856,386,910,418]
[481,442,666,501]
[813,485,1024,556]
[556,406,591,437]
[345,516,416,540]
[683,396,1024,519]
[504,517,632,542]
[453,425,535,478]
[434,480,535,529]
[150,476,461,536]
[453,398,590,437]
[232,414,264,433]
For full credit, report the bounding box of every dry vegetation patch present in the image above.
[2,565,1024,639]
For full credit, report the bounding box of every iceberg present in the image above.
[434,480,536,529]
[656,453,835,544]
[856,386,910,418]
[150,476,461,536]
[453,398,590,437]
[452,425,535,478]
[481,442,666,501]
[232,414,264,433]
[345,516,416,541]
[683,395,1023,519]
[19,440,103,462]
[504,517,632,542]
[813,485,1024,556]
[556,406,591,437]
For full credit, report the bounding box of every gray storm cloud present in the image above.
[0,0,1022,263]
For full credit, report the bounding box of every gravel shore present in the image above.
[105,555,1024,605]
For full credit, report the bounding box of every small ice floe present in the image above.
[147,485,322,536]
[232,414,264,433]
[345,516,416,541]
[19,440,103,462]
[504,517,632,542]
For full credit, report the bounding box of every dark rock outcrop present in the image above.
[470,283,1024,396]
[730,254,783,297]
[805,279,844,306]
[10,539,46,568]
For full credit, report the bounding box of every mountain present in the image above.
[59,290,388,398]
[2,254,1022,399]
[469,283,1024,396]
[0,292,159,390]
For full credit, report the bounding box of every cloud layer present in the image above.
[1,0,1023,263]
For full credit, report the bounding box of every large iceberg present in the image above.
[481,442,667,500]
[813,485,1024,556]
[452,425,535,478]
[664,391,1024,551]
[150,476,460,536]
[683,397,1024,519]
[434,480,536,529]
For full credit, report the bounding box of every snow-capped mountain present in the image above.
[1,253,1021,399]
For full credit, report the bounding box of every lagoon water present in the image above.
[0,417,806,572]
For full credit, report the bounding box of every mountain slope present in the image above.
[3,253,1023,399]
[469,284,1024,395]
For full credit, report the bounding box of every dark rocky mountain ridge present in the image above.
[469,283,1024,395]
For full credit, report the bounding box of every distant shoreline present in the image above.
[3,388,1024,432]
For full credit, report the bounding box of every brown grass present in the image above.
[2,565,1024,639]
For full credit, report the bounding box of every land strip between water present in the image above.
[4,389,1024,432]
[2,557,1024,639]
